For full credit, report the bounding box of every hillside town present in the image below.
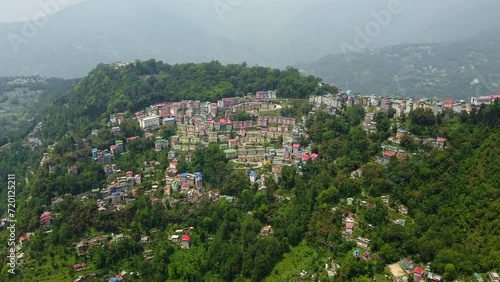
[5,86,500,282]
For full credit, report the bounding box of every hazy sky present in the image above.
[1,0,499,77]
[0,0,82,22]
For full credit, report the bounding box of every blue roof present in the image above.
[111,192,121,196]
[109,279,120,282]
[182,173,188,177]
[194,172,202,176]
[163,117,175,122]
[250,171,256,176]
[397,129,407,133]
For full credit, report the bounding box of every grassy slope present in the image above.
[265,240,319,282]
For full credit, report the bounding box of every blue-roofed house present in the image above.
[353,249,360,257]
[163,117,176,128]
[249,171,257,183]
[396,128,408,138]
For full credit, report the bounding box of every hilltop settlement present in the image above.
[1,62,499,282]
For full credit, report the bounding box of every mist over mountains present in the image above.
[299,31,500,99]
[1,0,500,81]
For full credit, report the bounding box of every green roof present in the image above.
[224,149,237,154]
[400,259,411,270]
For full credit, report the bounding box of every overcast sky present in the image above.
[1,0,499,77]
[0,0,82,22]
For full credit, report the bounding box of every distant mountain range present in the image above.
[299,32,500,99]
[1,0,500,79]
[0,0,261,78]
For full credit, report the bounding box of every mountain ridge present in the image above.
[299,32,500,99]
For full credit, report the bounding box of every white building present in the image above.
[139,116,160,130]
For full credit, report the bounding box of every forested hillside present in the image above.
[0,77,78,146]
[0,62,498,281]
[43,60,327,141]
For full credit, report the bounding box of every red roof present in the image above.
[311,153,319,159]
[491,94,500,99]
[135,112,143,116]
[40,214,53,220]
[220,119,227,124]
[126,170,133,175]
[436,137,447,142]
[346,222,355,229]
[224,98,232,102]
[19,236,28,242]
[303,155,310,161]
[182,235,190,241]
[384,151,396,157]
[414,267,425,275]
[444,99,453,104]
[292,144,300,148]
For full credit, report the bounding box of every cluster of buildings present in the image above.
[310,92,500,118]
[134,92,277,132]
[165,164,204,205]
[169,228,193,249]
[91,139,124,164]
[373,127,447,165]
[28,122,43,150]
[388,259,439,282]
